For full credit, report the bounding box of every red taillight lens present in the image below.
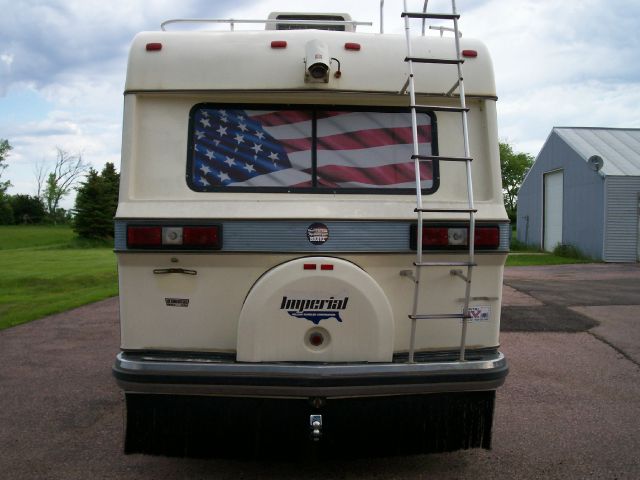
[182,226,220,249]
[412,225,501,250]
[127,225,221,249]
[127,226,162,248]
[474,226,500,249]
[423,227,449,247]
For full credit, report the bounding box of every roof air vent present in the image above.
[266,12,354,32]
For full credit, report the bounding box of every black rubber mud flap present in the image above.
[124,391,495,458]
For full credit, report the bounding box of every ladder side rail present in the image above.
[403,0,423,364]
[452,0,475,361]
[421,1,429,36]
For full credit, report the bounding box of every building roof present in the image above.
[553,127,640,176]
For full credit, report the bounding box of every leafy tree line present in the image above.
[0,138,119,239]
[499,141,534,222]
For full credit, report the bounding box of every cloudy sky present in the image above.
[1,0,639,206]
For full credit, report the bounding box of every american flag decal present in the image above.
[190,107,433,190]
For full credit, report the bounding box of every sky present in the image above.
[1,0,639,208]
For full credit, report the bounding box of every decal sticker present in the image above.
[280,295,348,324]
[467,305,490,321]
[307,223,329,245]
[165,298,190,307]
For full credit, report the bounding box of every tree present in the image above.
[0,139,13,224]
[9,194,46,224]
[40,147,88,219]
[73,163,120,239]
[0,138,11,195]
[500,142,534,222]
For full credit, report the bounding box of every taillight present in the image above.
[474,226,500,249]
[127,226,162,248]
[127,225,221,250]
[183,226,220,248]
[423,227,449,247]
[411,225,501,250]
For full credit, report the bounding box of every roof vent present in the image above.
[266,12,354,32]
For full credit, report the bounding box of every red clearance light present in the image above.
[146,42,162,52]
[320,264,334,271]
[271,40,287,49]
[344,42,361,51]
[304,264,317,270]
[462,49,477,58]
[182,226,220,249]
[474,226,500,248]
[127,226,162,248]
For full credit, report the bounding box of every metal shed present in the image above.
[516,127,640,262]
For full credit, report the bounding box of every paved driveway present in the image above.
[1,264,639,479]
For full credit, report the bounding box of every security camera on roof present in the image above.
[304,39,331,83]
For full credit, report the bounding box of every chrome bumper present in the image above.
[113,351,508,398]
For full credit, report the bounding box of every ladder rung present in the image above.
[401,12,460,20]
[409,313,470,320]
[405,57,463,65]
[414,262,477,267]
[411,105,469,113]
[415,208,477,213]
[411,154,472,162]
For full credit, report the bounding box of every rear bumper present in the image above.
[113,350,508,398]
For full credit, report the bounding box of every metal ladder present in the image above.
[402,0,476,363]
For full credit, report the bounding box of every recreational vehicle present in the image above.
[113,2,509,457]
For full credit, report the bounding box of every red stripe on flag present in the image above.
[278,125,431,154]
[316,125,431,151]
[249,111,313,127]
[316,161,432,186]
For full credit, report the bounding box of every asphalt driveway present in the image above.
[1,263,639,479]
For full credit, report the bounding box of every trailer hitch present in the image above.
[310,414,323,441]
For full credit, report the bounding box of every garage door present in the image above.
[544,170,563,251]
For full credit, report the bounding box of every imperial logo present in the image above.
[280,296,348,325]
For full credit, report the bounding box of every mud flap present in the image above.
[124,391,495,458]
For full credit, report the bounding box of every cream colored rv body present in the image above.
[113,11,508,456]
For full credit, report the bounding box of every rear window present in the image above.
[187,105,438,194]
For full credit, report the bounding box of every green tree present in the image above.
[9,194,46,224]
[500,141,534,222]
[73,163,120,239]
[0,139,13,224]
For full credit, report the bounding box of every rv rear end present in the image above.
[113,11,508,457]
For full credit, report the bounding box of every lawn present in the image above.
[0,225,118,330]
[506,253,594,266]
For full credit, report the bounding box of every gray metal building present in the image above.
[516,127,640,262]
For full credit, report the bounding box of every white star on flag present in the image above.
[243,163,256,173]
[216,126,227,136]
[200,118,211,127]
[250,143,263,154]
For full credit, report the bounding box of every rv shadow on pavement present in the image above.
[501,263,640,333]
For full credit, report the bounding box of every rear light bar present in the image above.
[127,225,222,250]
[410,225,500,250]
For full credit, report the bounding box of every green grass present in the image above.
[506,253,594,266]
[508,227,596,265]
[0,225,76,250]
[0,225,117,330]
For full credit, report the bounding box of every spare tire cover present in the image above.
[237,257,394,362]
